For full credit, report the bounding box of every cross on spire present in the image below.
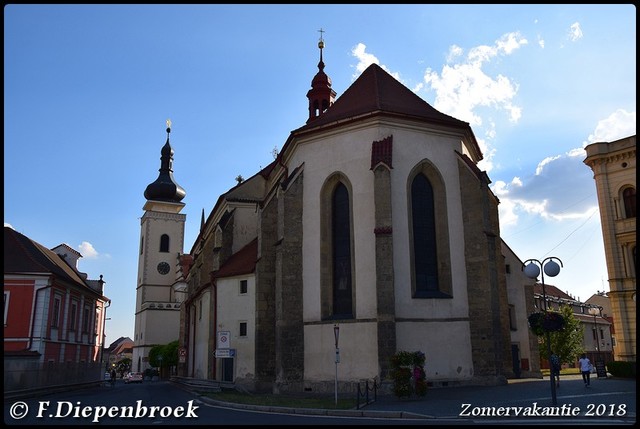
[318,28,325,42]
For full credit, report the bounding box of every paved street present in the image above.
[354,374,635,424]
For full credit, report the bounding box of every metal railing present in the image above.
[355,379,378,409]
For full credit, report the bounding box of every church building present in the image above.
[161,36,538,393]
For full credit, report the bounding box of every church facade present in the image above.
[174,39,538,393]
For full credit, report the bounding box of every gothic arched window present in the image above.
[332,183,353,317]
[411,174,439,295]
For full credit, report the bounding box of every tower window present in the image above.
[623,187,636,218]
[160,234,170,252]
[240,280,248,294]
[239,322,247,337]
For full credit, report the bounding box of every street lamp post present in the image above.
[334,324,340,407]
[588,306,602,366]
[523,256,563,407]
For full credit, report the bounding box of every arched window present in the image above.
[332,183,353,317]
[623,187,636,218]
[160,234,170,253]
[407,161,452,299]
[411,174,439,295]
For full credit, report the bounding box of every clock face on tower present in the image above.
[157,262,171,275]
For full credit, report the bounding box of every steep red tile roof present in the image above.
[212,238,258,279]
[295,63,470,131]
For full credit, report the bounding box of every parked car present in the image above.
[124,372,143,384]
[104,371,110,380]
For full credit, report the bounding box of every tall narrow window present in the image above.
[623,187,636,218]
[82,306,90,333]
[332,183,352,317]
[52,296,61,328]
[70,301,77,331]
[160,234,170,252]
[411,174,439,296]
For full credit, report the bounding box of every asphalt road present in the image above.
[4,374,636,426]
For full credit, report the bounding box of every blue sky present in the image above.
[5,4,636,347]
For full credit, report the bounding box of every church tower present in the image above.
[306,30,336,123]
[132,121,187,373]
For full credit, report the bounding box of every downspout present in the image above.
[100,299,111,368]
[27,277,54,352]
[212,278,217,380]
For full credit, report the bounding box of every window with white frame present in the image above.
[239,321,247,337]
[69,301,77,331]
[52,295,62,328]
[240,279,248,295]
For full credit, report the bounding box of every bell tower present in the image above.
[132,120,187,373]
[306,29,336,123]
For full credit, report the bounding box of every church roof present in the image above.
[295,63,470,132]
[212,238,258,279]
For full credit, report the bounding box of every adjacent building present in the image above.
[584,135,636,362]
[3,226,109,391]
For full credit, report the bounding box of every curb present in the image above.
[196,393,432,419]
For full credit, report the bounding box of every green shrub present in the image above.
[606,361,636,378]
[389,351,427,398]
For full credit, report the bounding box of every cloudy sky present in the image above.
[4,4,635,346]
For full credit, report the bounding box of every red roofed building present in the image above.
[4,226,110,392]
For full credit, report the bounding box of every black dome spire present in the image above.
[144,121,186,203]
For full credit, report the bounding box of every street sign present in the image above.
[217,331,230,349]
[215,348,236,358]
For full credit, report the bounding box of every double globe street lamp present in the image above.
[523,256,563,406]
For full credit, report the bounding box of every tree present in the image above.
[148,340,179,376]
[539,305,584,365]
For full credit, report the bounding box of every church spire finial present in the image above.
[317,28,325,71]
[166,119,172,141]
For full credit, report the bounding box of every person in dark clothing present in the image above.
[550,351,561,388]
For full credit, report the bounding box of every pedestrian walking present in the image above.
[578,353,592,387]
[550,351,561,388]
[110,369,117,387]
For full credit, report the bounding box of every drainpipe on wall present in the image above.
[99,299,111,368]
[27,277,54,353]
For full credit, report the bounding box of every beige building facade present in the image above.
[132,127,188,373]
[584,135,636,362]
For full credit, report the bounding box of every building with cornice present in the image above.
[584,135,636,362]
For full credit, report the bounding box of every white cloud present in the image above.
[351,43,402,82]
[537,35,545,49]
[535,155,562,175]
[422,32,526,128]
[568,22,583,42]
[584,109,636,145]
[78,241,99,259]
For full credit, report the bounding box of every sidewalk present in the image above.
[196,375,636,424]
